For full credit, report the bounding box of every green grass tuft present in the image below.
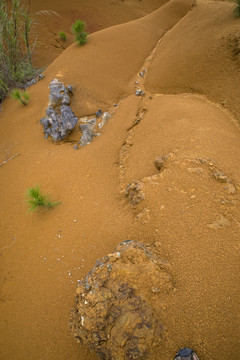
[59,31,67,41]
[72,20,88,46]
[26,186,60,213]
[11,89,30,105]
[233,0,240,16]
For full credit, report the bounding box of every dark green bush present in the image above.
[72,20,88,46]
[0,0,40,103]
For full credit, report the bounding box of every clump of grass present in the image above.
[0,0,40,103]
[59,31,67,41]
[11,89,29,105]
[233,0,240,16]
[26,186,60,212]
[72,20,88,46]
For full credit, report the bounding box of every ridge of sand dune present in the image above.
[29,0,169,67]
[145,0,240,122]
[40,0,193,116]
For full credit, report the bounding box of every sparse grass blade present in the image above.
[233,0,240,17]
[59,31,67,41]
[26,186,61,212]
[11,88,30,105]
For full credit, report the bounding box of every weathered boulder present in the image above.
[69,240,173,360]
[40,79,78,142]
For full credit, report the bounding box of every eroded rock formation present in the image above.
[69,240,173,360]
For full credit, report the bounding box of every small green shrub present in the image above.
[59,31,67,41]
[26,186,60,212]
[11,89,30,105]
[72,20,88,46]
[233,0,240,16]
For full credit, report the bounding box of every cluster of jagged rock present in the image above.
[40,79,111,146]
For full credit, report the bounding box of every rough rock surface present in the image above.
[69,240,173,360]
[40,79,78,141]
[125,181,145,206]
[79,118,96,147]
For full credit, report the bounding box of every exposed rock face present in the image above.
[40,79,78,142]
[69,240,173,360]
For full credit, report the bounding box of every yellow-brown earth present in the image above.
[0,1,239,360]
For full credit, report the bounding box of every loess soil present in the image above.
[0,0,240,360]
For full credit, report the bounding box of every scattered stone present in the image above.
[207,215,231,229]
[224,183,236,194]
[187,167,203,174]
[73,145,78,150]
[96,109,102,118]
[139,69,146,77]
[198,158,215,166]
[126,181,145,206]
[114,104,118,107]
[135,89,144,96]
[98,112,111,129]
[40,79,78,142]
[79,118,96,146]
[212,170,231,183]
[69,240,172,360]
[154,154,170,171]
[24,73,45,89]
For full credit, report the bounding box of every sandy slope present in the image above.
[145,0,240,122]
[28,0,168,67]
[0,1,240,360]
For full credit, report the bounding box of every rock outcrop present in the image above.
[69,240,173,360]
[40,79,78,142]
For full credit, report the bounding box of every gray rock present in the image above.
[135,89,144,96]
[40,79,78,141]
[79,119,97,146]
[24,73,45,89]
[48,79,69,108]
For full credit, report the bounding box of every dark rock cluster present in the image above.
[70,240,173,360]
[40,79,78,142]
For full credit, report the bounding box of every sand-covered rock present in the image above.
[69,240,173,360]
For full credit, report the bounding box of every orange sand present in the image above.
[0,1,240,360]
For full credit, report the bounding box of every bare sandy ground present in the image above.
[0,1,240,360]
